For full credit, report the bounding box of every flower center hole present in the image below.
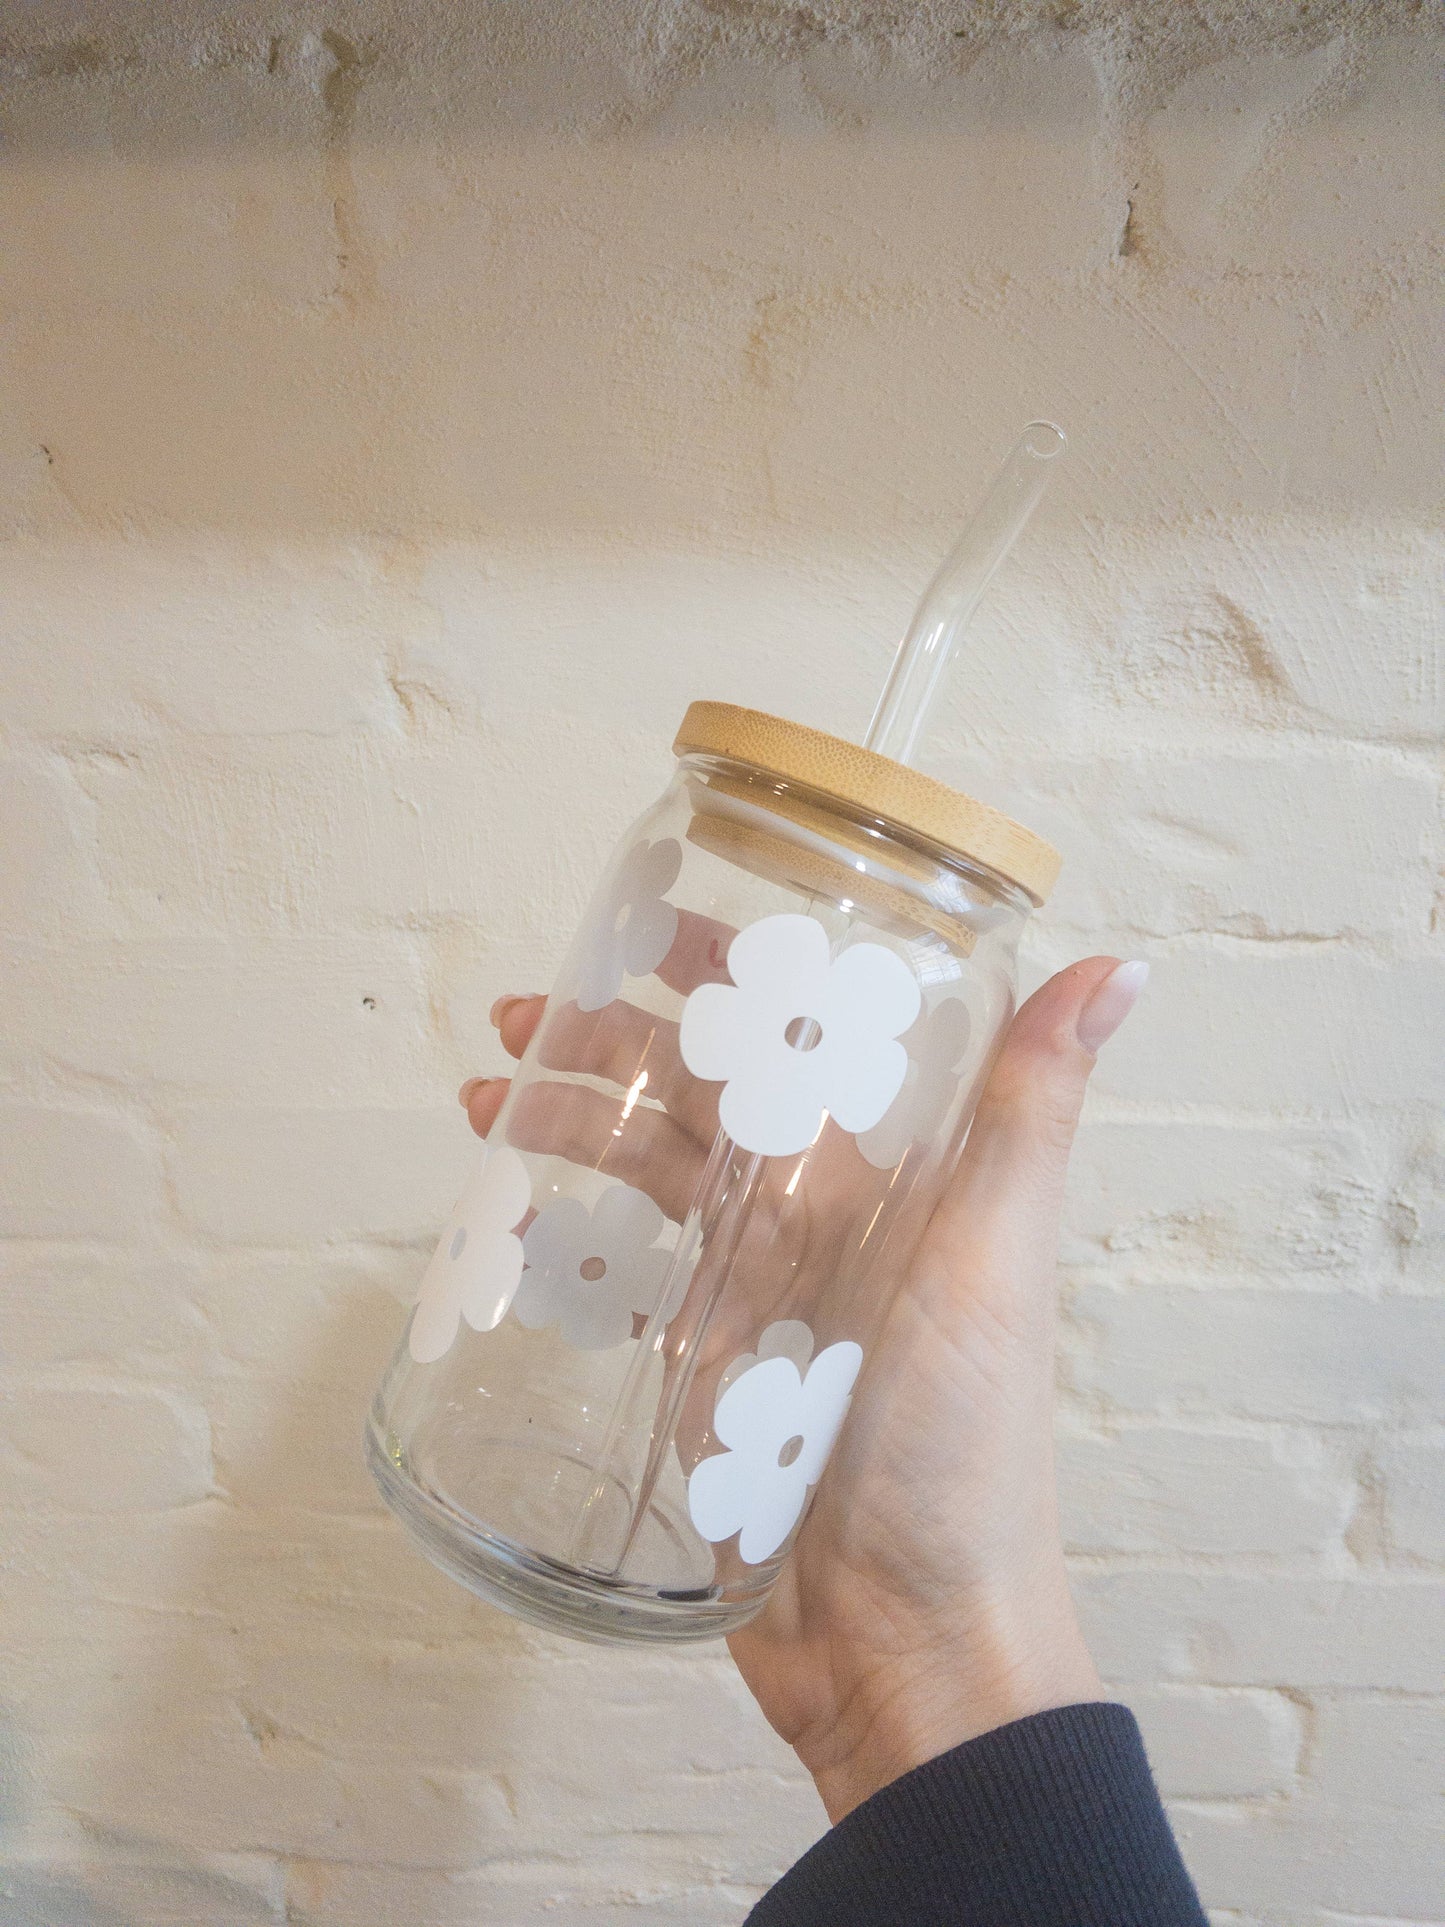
[784,1015,823,1053]
[777,1433,805,1469]
[579,1254,608,1283]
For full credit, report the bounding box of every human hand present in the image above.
[464,954,1147,1823]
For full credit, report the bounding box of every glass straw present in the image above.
[865,420,1066,768]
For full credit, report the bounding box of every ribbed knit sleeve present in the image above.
[747,1702,1208,1927]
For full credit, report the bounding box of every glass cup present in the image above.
[367,702,1059,1643]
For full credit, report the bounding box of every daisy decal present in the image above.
[716,1317,814,1398]
[575,837,682,1013]
[513,1181,675,1351]
[687,1322,864,1565]
[678,913,920,1157]
[856,993,973,1171]
[409,1144,531,1364]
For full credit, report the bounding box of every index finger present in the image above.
[656,907,735,997]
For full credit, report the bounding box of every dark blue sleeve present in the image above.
[747,1702,1208,1927]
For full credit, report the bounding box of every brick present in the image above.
[1080,1571,1445,1691]
[0,1104,164,1240]
[0,1382,213,1512]
[192,1248,420,1370]
[588,32,1115,285]
[1378,1431,1445,1565]
[978,751,1439,941]
[1257,1918,1445,1927]
[0,938,438,1105]
[0,1248,208,1371]
[0,1509,494,1667]
[167,1106,472,1244]
[1065,1282,1445,1425]
[0,540,396,739]
[1050,946,1445,1115]
[43,1649,814,1880]
[0,1246,413,1377]
[1061,1119,1382,1277]
[0,1858,283,1927]
[55,1720,522,1870]
[212,1641,812,1864]
[210,1369,395,1517]
[1146,38,1443,283]
[1247,520,1445,739]
[1071,521,1445,746]
[1057,1423,1352,1557]
[1312,1694,1445,1811]
[224,1638,563,1769]
[284,1862,765,1925]
[1125,1685,1301,1799]
[1,54,1105,537]
[0,751,108,938]
[14,1624,768,1804]
[1173,1797,1445,1918]
[1390,1120,1445,1290]
[1201,1916,1445,1927]
[75,723,645,944]
[731,270,1438,536]
[416,536,1077,763]
[249,1640,741,1775]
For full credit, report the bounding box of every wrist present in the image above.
[807,1571,1102,1823]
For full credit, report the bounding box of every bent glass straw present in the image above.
[865,420,1067,768]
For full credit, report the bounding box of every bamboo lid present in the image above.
[673,701,1060,905]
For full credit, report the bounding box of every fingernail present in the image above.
[490,994,533,1028]
[458,1075,504,1107]
[1077,960,1149,1054]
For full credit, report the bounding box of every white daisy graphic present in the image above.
[514,1181,675,1351]
[575,837,682,1013]
[856,994,973,1171]
[410,1144,532,1364]
[687,1322,864,1565]
[677,914,920,1158]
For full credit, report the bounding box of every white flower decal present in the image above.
[716,1318,814,1398]
[514,1181,674,1351]
[856,994,973,1171]
[678,914,920,1158]
[575,837,681,1013]
[688,1322,863,1564]
[410,1144,531,1364]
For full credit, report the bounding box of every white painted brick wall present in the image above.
[1,5,1441,1923]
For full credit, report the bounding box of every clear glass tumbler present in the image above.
[367,702,1059,1642]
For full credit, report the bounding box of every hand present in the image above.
[465,954,1147,1822]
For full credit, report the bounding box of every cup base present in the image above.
[364,1416,764,1646]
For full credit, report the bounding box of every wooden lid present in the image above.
[673,701,1061,905]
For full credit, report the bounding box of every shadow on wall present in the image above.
[0,5,1117,542]
[0,0,1231,154]
[8,1,1435,542]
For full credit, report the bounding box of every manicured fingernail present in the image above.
[1077,960,1149,1054]
[490,994,533,1028]
[458,1075,504,1107]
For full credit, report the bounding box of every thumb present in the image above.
[983,954,1148,1162]
[923,957,1149,1294]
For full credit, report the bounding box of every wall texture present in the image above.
[1,2,1443,1921]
